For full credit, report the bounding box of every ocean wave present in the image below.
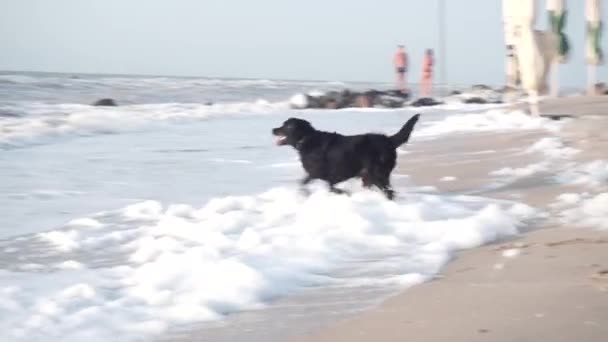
[0,73,348,94]
[0,100,290,149]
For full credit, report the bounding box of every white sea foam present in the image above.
[66,218,103,228]
[289,93,309,109]
[0,187,535,341]
[37,230,80,252]
[54,260,85,270]
[488,136,580,180]
[525,137,580,159]
[440,176,457,182]
[416,109,565,137]
[556,160,608,187]
[502,248,521,258]
[490,162,549,178]
[554,192,608,230]
[0,74,563,341]
[1,100,564,149]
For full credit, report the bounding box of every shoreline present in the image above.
[4,91,608,341]
[292,96,608,342]
[293,226,608,342]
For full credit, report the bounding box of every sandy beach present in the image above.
[5,0,608,340]
[293,96,608,342]
[4,78,608,341]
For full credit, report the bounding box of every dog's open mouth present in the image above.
[275,135,287,145]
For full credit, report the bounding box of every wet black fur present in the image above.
[272,114,420,199]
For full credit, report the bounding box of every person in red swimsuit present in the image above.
[420,49,434,97]
[393,45,408,92]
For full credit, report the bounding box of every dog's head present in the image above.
[272,118,315,147]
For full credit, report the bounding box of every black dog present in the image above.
[272,114,420,199]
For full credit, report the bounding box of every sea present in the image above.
[0,71,543,341]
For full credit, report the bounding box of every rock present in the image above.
[384,89,411,100]
[411,97,443,107]
[593,82,608,95]
[376,95,406,108]
[324,99,338,109]
[92,98,118,106]
[321,91,341,108]
[355,94,372,108]
[336,89,358,109]
[463,86,505,104]
[339,90,357,108]
[307,95,324,109]
[449,90,462,96]
[463,97,488,104]
[471,84,492,91]
[290,88,411,109]
[315,90,356,109]
[368,89,409,108]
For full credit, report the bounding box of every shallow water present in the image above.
[1,72,547,341]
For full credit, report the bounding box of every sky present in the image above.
[0,0,606,87]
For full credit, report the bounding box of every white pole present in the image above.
[503,0,520,92]
[586,0,603,95]
[588,64,597,94]
[439,0,446,95]
[517,0,543,115]
[551,64,559,97]
[547,0,568,98]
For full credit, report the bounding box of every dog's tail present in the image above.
[390,113,420,147]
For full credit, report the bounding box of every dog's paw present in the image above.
[330,187,351,196]
[384,189,396,200]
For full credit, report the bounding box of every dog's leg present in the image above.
[299,175,313,196]
[360,169,373,188]
[328,182,350,196]
[300,175,313,186]
[370,174,396,200]
[382,186,395,200]
[329,187,350,195]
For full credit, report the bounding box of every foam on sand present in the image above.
[416,109,566,137]
[556,160,608,187]
[488,137,581,180]
[0,187,536,342]
[490,162,549,178]
[502,248,522,258]
[440,176,457,182]
[553,192,608,230]
[525,137,580,159]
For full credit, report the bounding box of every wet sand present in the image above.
[293,227,608,342]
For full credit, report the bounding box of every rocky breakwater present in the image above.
[289,85,505,110]
[289,89,412,109]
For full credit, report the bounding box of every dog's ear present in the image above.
[295,118,313,129]
[285,117,303,125]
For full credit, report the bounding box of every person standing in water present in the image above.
[420,49,434,97]
[393,45,408,92]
